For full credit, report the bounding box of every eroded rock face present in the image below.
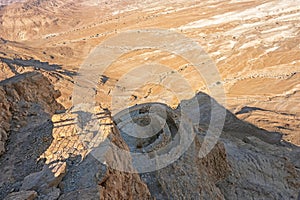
[21,162,66,195]
[113,103,180,155]
[0,72,299,200]
[0,72,62,156]
[140,141,229,199]
[0,87,11,155]
[218,136,300,200]
[4,190,37,200]
[0,72,64,199]
[38,105,153,200]
[112,97,299,200]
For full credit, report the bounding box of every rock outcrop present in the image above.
[42,105,152,199]
[0,71,62,156]
[0,72,152,199]
[0,72,64,199]
[0,0,300,199]
[4,190,38,200]
[0,72,299,199]
[112,96,300,200]
[218,136,300,200]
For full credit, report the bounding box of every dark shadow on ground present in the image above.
[0,57,77,77]
[0,72,64,199]
[0,72,297,199]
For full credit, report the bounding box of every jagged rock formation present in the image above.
[0,72,62,156]
[0,72,152,199]
[1,0,299,145]
[218,136,300,199]
[0,71,299,199]
[113,95,300,199]
[4,190,38,200]
[0,0,300,199]
[0,72,63,199]
[40,106,152,199]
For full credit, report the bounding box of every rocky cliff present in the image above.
[0,72,62,156]
[0,72,152,199]
[0,72,299,199]
[0,0,300,199]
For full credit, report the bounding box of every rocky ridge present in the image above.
[0,72,299,199]
[0,72,62,156]
[0,0,299,199]
[0,72,152,199]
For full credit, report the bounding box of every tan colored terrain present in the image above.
[0,0,300,199]
[0,0,299,144]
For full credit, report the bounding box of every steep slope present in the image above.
[0,75,299,199]
[0,0,299,199]
[0,0,299,145]
[0,72,62,156]
[0,72,152,199]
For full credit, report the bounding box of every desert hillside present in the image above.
[1,0,299,144]
[0,0,299,199]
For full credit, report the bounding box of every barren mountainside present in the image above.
[0,0,299,199]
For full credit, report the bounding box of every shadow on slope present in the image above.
[181,92,283,144]
[0,72,64,199]
[1,72,298,199]
[0,57,77,78]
